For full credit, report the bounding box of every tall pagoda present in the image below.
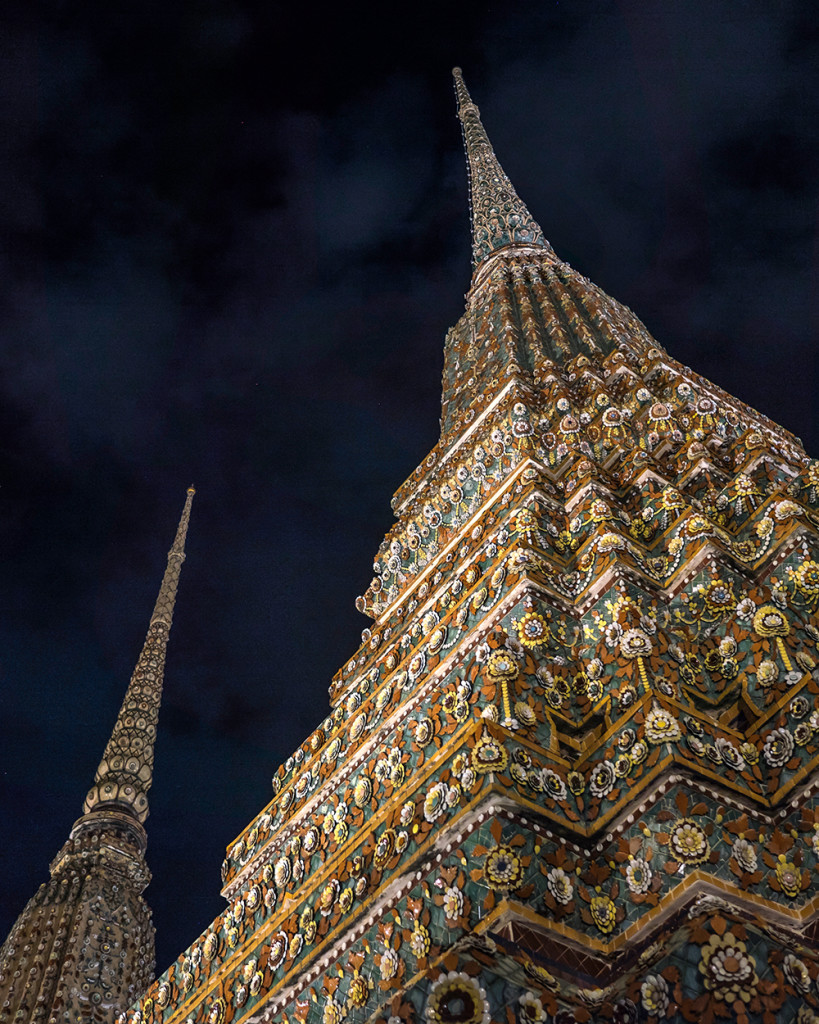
[0,488,195,1024]
[13,66,819,1024]
[119,69,819,1024]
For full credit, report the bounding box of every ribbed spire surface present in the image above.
[0,489,195,1023]
[83,486,195,823]
[453,67,552,268]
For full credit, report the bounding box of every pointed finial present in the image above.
[452,68,552,269]
[83,488,195,823]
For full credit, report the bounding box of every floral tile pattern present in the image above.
[125,73,819,1024]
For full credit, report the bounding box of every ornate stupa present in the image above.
[121,69,819,1024]
[0,488,195,1024]
[8,68,819,1024]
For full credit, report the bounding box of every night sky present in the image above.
[1,1,818,973]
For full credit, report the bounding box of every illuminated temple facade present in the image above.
[6,69,819,1024]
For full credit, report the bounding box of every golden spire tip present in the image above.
[82,490,194,824]
[452,68,550,268]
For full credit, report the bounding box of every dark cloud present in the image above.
[1,0,817,971]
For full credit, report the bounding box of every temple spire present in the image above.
[453,68,553,269]
[83,486,195,824]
